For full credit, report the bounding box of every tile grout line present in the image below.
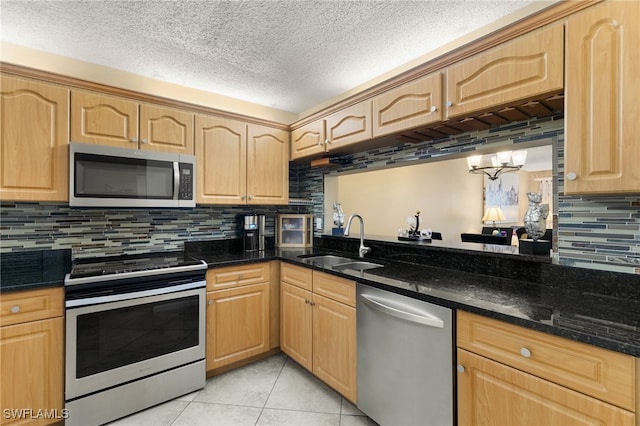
[254,354,290,425]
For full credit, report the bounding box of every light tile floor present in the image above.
[108,353,378,426]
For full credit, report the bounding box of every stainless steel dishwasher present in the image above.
[357,284,453,426]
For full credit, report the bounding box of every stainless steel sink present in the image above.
[300,254,384,272]
[332,261,383,271]
[300,255,354,268]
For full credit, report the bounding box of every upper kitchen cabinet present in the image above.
[291,118,326,160]
[0,75,69,202]
[324,100,372,152]
[247,124,289,205]
[71,91,194,154]
[196,115,246,204]
[372,72,443,138]
[445,23,563,120]
[138,104,194,154]
[195,115,288,205]
[564,0,640,194]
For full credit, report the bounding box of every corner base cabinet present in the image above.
[280,263,356,402]
[456,311,636,426]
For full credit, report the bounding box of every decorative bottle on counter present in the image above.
[523,192,549,241]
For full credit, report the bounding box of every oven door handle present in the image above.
[66,280,205,308]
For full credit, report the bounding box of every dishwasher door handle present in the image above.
[360,294,445,328]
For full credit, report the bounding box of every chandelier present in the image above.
[466,150,527,180]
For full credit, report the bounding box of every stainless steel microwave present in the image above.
[69,142,196,208]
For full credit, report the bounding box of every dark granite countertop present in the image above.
[187,237,640,358]
[0,249,71,293]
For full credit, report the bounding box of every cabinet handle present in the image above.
[457,364,465,373]
[304,299,310,304]
[241,195,246,200]
[248,195,254,200]
[446,100,453,108]
[430,105,437,113]
[207,299,213,305]
[310,301,316,306]
[566,172,577,181]
[141,138,148,144]
[520,347,532,358]
[10,305,20,313]
[130,137,138,143]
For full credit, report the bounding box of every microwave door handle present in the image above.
[173,162,180,200]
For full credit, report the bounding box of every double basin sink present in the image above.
[300,254,383,272]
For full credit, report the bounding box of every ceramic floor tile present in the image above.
[256,408,340,426]
[171,402,262,426]
[106,399,188,426]
[339,414,380,426]
[193,353,287,407]
[264,358,342,414]
[175,390,199,403]
[340,398,365,416]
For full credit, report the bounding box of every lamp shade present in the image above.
[482,207,505,222]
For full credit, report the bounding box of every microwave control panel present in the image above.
[178,163,194,200]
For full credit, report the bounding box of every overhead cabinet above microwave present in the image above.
[69,142,196,208]
[70,90,195,154]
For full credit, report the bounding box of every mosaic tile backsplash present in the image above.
[1,114,638,273]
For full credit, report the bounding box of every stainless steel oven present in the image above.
[64,253,207,426]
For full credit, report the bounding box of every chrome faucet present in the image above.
[344,214,371,258]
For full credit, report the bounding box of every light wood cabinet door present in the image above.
[1,318,64,426]
[564,0,640,194]
[247,124,289,205]
[0,76,68,202]
[206,282,270,370]
[139,104,194,154]
[291,119,326,160]
[70,90,139,148]
[195,114,247,204]
[325,100,372,151]
[445,23,563,119]
[280,282,313,371]
[312,293,357,403]
[373,72,443,138]
[457,349,635,426]
[457,310,635,411]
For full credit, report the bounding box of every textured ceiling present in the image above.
[2,0,541,114]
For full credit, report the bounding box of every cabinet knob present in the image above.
[566,172,577,181]
[141,138,148,144]
[207,299,213,305]
[457,364,465,373]
[305,299,310,304]
[10,305,20,313]
[241,195,246,200]
[446,100,453,108]
[130,137,138,143]
[430,105,437,113]
[520,347,532,358]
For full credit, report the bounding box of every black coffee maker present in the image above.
[242,214,265,252]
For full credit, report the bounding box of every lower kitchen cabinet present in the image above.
[206,263,271,371]
[0,288,64,426]
[280,263,357,403]
[456,310,637,425]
